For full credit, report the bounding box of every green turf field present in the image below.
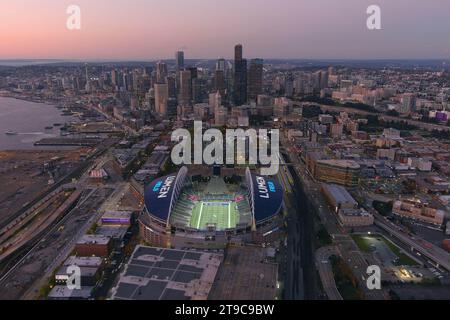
[190,201,238,230]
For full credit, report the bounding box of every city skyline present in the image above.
[1,0,450,60]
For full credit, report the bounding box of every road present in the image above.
[282,151,317,300]
[283,194,304,300]
[316,246,343,300]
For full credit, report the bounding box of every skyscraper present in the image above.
[154,83,169,116]
[213,70,226,96]
[176,51,185,71]
[248,58,263,101]
[122,71,133,92]
[319,70,329,89]
[166,76,177,99]
[111,69,119,89]
[234,44,247,106]
[235,44,243,61]
[216,58,226,72]
[156,61,168,84]
[188,67,198,80]
[178,70,192,105]
[188,67,202,104]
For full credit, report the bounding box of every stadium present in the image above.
[139,166,284,249]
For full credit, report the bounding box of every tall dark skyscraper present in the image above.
[188,67,198,80]
[178,69,192,105]
[188,67,201,104]
[176,51,185,71]
[166,75,177,99]
[233,44,247,106]
[235,44,243,61]
[248,58,263,101]
[214,70,226,97]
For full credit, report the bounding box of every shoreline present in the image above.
[0,95,79,151]
[0,92,60,106]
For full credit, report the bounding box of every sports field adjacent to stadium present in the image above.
[190,201,239,230]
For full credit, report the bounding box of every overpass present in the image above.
[374,216,450,271]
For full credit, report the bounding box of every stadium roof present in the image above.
[246,169,284,222]
[144,167,188,222]
[144,166,283,226]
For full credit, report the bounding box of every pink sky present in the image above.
[1,0,450,60]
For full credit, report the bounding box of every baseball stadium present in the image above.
[139,166,284,249]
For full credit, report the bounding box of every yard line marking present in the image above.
[197,202,204,229]
[228,202,231,228]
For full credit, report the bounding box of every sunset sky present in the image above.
[1,0,450,60]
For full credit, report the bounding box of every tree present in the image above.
[431,130,450,140]
[386,110,399,117]
[302,105,322,118]
[373,200,393,216]
[344,102,380,113]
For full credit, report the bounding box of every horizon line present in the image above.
[1,57,449,63]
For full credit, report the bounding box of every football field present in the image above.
[190,201,238,230]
